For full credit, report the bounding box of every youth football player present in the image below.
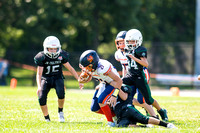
[78,50,122,127]
[112,84,176,128]
[34,36,83,122]
[123,29,168,121]
[114,31,157,118]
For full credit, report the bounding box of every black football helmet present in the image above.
[79,50,99,72]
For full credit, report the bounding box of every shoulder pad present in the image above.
[97,59,112,75]
[121,84,132,94]
[114,51,120,61]
[135,46,147,58]
[34,52,45,66]
[60,50,69,63]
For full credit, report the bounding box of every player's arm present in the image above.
[63,62,79,80]
[63,62,84,89]
[36,66,43,97]
[118,85,132,101]
[118,89,128,101]
[107,71,122,89]
[114,51,120,62]
[108,84,129,107]
[128,55,148,67]
[107,71,123,106]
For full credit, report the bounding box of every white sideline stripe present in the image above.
[151,90,200,97]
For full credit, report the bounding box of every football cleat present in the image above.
[45,119,50,122]
[58,112,65,123]
[167,123,177,129]
[146,124,154,128]
[112,116,118,126]
[158,109,168,121]
[107,122,116,127]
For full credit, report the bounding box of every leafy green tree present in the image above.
[0,0,195,74]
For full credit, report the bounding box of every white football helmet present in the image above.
[43,36,61,59]
[124,29,143,51]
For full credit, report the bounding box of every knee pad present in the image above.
[145,98,154,105]
[91,97,100,112]
[39,97,47,106]
[57,93,65,99]
[57,89,65,99]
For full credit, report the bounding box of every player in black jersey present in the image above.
[34,36,83,122]
[114,31,158,118]
[122,29,168,121]
[112,84,176,128]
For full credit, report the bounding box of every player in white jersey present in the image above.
[78,50,123,127]
[114,31,158,118]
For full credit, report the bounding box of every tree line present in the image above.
[0,0,195,73]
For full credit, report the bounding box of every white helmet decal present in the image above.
[124,29,143,51]
[43,36,61,59]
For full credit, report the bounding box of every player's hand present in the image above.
[79,83,84,90]
[108,96,117,107]
[37,87,42,97]
[128,54,134,58]
[78,72,92,83]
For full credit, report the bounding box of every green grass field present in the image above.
[0,86,200,133]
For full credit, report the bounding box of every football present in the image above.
[78,72,92,83]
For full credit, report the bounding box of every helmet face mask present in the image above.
[125,29,143,51]
[43,36,61,59]
[125,40,137,51]
[79,64,94,74]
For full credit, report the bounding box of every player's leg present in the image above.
[98,84,116,125]
[127,106,176,128]
[118,118,130,127]
[148,117,176,128]
[131,85,143,107]
[116,107,135,127]
[91,89,102,114]
[55,78,65,122]
[127,106,149,125]
[136,72,168,121]
[39,79,51,121]
[123,77,157,118]
[141,68,158,118]
[132,85,155,117]
[136,89,157,118]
